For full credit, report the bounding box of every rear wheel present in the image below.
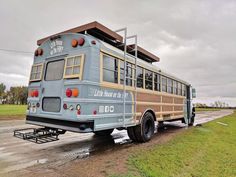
[128,112,155,143]
[94,129,114,136]
[127,126,137,142]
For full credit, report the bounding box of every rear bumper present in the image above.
[26,115,94,133]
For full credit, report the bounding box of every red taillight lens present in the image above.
[29,90,39,97]
[91,40,96,45]
[66,88,72,97]
[34,50,39,56]
[63,103,67,110]
[93,110,97,115]
[38,48,43,56]
[77,110,81,115]
[34,90,39,97]
[78,38,85,46]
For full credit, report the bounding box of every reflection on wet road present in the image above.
[0,110,233,174]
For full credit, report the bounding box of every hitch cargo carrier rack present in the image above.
[13,128,60,144]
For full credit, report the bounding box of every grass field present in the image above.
[113,111,236,177]
[0,104,27,119]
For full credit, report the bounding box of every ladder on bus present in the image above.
[115,28,138,127]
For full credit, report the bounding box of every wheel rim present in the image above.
[144,119,153,138]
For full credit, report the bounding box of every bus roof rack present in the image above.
[37,21,160,63]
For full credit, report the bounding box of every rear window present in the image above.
[45,60,65,81]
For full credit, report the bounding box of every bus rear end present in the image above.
[26,33,99,133]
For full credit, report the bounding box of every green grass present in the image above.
[115,111,236,177]
[0,104,27,118]
[195,107,222,112]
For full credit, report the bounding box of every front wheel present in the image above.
[188,115,195,126]
[94,129,114,136]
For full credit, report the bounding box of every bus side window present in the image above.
[167,78,173,94]
[103,54,118,83]
[145,69,153,90]
[173,81,177,95]
[154,73,161,91]
[177,82,182,95]
[120,61,134,86]
[137,66,143,88]
[182,84,186,96]
[162,76,167,92]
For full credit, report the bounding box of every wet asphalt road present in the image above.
[0,109,233,175]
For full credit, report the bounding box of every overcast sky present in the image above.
[0,0,235,106]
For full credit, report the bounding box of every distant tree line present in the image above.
[194,101,234,109]
[0,83,28,105]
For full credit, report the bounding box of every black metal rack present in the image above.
[13,128,60,144]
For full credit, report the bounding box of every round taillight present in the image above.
[77,110,81,115]
[66,88,72,97]
[78,38,85,46]
[93,110,97,115]
[72,88,79,97]
[71,39,78,47]
[34,50,39,57]
[38,48,43,56]
[63,103,67,110]
[34,90,39,97]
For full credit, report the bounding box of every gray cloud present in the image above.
[0,0,235,105]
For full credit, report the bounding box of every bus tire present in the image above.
[94,129,114,136]
[127,127,137,142]
[134,112,155,143]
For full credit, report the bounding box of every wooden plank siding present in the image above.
[136,91,184,122]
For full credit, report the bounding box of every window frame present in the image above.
[45,59,65,81]
[145,69,153,90]
[154,73,161,91]
[63,54,85,79]
[137,66,144,88]
[182,84,186,96]
[161,76,167,92]
[120,61,135,86]
[167,78,173,94]
[177,82,182,95]
[102,53,119,84]
[29,63,44,82]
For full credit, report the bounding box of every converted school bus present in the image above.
[26,21,196,142]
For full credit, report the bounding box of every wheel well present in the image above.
[141,109,156,122]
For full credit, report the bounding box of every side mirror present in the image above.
[192,88,196,98]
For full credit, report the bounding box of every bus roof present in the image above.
[37,21,160,63]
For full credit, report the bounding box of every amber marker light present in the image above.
[71,39,78,47]
[72,88,79,97]
[30,90,34,97]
